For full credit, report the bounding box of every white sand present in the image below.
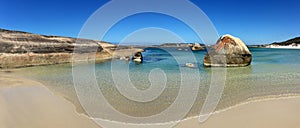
[267,45,300,49]
[0,74,100,128]
[1,73,300,128]
[176,97,300,128]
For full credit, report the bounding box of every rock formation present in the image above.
[204,34,252,67]
[191,43,204,51]
[0,29,105,54]
[132,52,143,63]
[0,28,142,68]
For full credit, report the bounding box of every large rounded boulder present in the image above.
[204,34,252,67]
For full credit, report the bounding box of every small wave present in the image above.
[79,93,300,126]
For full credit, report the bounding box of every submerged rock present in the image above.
[185,63,196,68]
[132,52,143,63]
[120,56,130,61]
[204,34,252,67]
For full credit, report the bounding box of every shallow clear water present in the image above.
[14,48,300,119]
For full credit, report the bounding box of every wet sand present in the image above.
[176,97,300,128]
[0,74,101,128]
[1,73,300,128]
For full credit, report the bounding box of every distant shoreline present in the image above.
[266,45,300,49]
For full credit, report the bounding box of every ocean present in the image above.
[14,47,300,122]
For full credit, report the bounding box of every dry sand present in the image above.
[0,74,101,128]
[268,45,300,49]
[1,73,300,128]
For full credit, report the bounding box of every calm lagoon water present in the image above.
[14,48,300,118]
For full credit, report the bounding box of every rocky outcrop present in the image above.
[204,34,252,67]
[132,52,143,63]
[191,43,204,51]
[0,28,117,68]
[0,29,105,53]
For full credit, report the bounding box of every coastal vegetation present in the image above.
[272,37,300,46]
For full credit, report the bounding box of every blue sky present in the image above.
[0,0,299,45]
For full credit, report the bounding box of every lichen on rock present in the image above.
[204,34,252,67]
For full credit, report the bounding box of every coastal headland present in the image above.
[0,28,143,68]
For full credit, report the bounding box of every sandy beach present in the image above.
[0,73,100,128]
[176,96,300,128]
[0,72,299,128]
[267,45,300,49]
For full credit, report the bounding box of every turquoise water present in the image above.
[14,48,300,118]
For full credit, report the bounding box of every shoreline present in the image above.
[0,47,144,69]
[183,93,300,121]
[176,95,300,128]
[266,45,300,49]
[0,28,145,68]
[1,73,300,127]
[3,66,300,119]
[86,94,300,126]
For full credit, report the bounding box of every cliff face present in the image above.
[0,29,115,68]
